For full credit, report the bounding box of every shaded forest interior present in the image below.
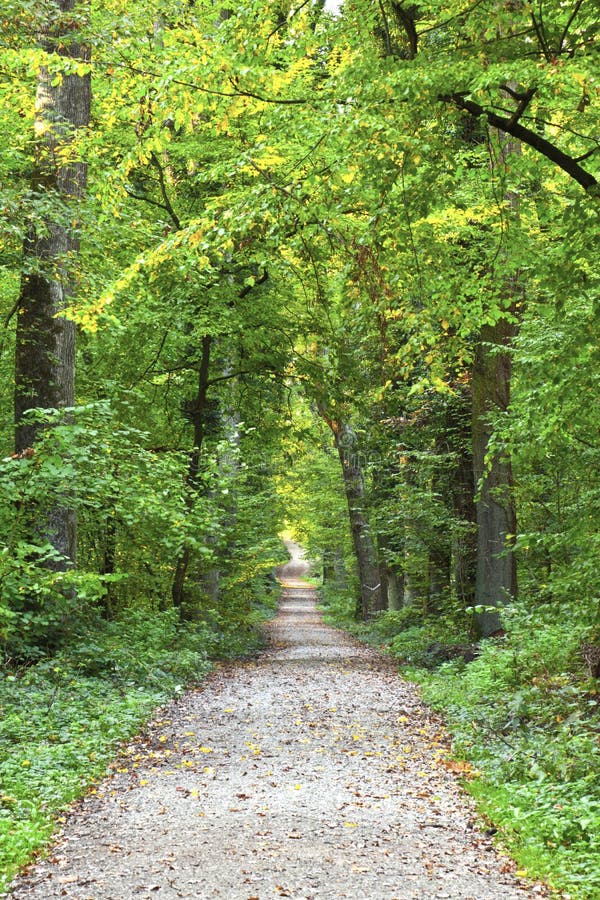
[0,1,599,897]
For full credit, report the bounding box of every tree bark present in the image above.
[447,391,477,611]
[14,0,91,566]
[377,532,403,611]
[471,89,521,637]
[331,420,384,620]
[385,567,403,611]
[472,320,517,635]
[427,544,451,616]
[172,335,212,611]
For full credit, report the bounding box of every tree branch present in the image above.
[500,85,536,129]
[227,77,308,105]
[124,187,176,219]
[559,0,584,56]
[530,9,551,61]
[441,93,598,193]
[149,152,182,230]
[391,1,418,59]
[575,146,599,164]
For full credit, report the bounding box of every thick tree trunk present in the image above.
[377,533,403,611]
[471,109,521,637]
[403,564,421,608]
[472,320,517,635]
[386,567,403,611]
[332,422,384,620]
[14,0,91,566]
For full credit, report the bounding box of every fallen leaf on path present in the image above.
[442,759,475,777]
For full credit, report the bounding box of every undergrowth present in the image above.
[0,590,277,895]
[321,591,600,900]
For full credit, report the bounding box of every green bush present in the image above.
[387,620,470,667]
[365,607,425,641]
[412,606,600,898]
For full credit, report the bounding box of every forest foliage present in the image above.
[0,0,599,896]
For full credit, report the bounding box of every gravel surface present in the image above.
[7,544,549,900]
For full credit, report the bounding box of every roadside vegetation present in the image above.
[321,589,600,900]
[0,590,278,894]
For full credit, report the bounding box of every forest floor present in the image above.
[6,545,552,900]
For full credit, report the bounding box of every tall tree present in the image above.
[14,0,91,565]
[327,416,385,619]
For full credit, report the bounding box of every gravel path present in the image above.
[7,545,549,900]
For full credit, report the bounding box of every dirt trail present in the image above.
[7,544,547,899]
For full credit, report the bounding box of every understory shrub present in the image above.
[416,609,600,898]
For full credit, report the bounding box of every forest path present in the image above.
[8,545,547,900]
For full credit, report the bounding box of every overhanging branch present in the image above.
[442,93,598,194]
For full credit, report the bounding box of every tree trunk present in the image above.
[471,97,521,637]
[386,567,403,611]
[99,510,117,619]
[172,335,212,611]
[14,0,91,567]
[377,532,403,611]
[427,544,451,616]
[472,320,517,635]
[322,546,335,584]
[332,421,384,620]
[447,392,477,611]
